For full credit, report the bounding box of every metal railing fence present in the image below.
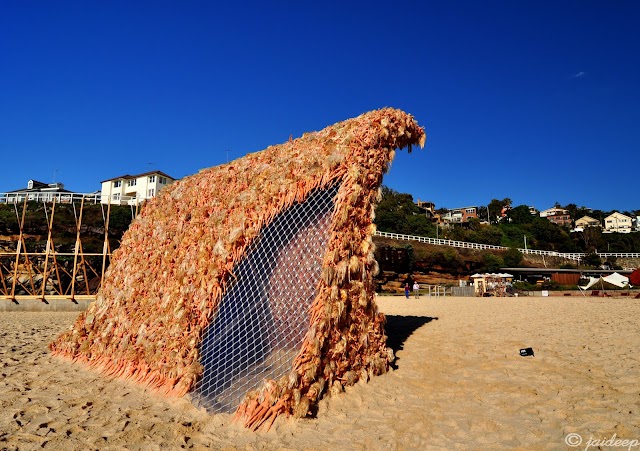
[374,231,640,261]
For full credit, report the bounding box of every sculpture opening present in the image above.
[193,184,339,412]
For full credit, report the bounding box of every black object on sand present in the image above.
[519,347,534,357]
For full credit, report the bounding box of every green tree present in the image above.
[563,203,578,220]
[375,186,433,236]
[503,247,524,267]
[580,227,603,253]
[468,225,503,246]
[467,217,482,231]
[506,205,535,224]
[582,252,601,268]
[476,206,489,223]
[529,217,567,250]
[482,253,504,272]
[488,198,512,224]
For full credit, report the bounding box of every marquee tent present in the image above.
[579,272,630,290]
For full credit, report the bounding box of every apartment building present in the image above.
[604,212,633,233]
[540,207,572,226]
[100,170,176,205]
[574,216,601,229]
[442,206,478,224]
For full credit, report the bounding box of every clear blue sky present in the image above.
[2,1,639,212]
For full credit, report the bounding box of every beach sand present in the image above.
[1,296,639,450]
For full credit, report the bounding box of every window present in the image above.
[148,189,155,197]
[127,179,137,187]
[149,175,156,183]
[113,193,120,201]
[114,180,122,188]
[159,176,167,184]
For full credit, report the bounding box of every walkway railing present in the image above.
[374,231,640,261]
[0,192,146,206]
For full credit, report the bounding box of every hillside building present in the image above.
[415,200,438,221]
[574,215,601,229]
[540,207,572,226]
[2,179,72,203]
[100,170,177,205]
[603,212,633,233]
[441,206,478,224]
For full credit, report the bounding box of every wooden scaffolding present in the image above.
[0,197,134,303]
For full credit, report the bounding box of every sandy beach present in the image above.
[2,295,639,450]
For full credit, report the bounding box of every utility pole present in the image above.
[524,235,527,252]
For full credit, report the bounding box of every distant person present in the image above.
[404,283,410,299]
[413,282,420,298]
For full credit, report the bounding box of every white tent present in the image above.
[603,272,630,288]
[579,272,630,290]
[579,277,601,291]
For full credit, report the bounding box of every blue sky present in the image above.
[2,1,639,212]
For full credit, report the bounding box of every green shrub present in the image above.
[482,253,503,273]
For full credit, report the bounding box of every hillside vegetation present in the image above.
[375,187,640,254]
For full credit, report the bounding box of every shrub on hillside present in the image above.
[503,247,523,267]
[482,253,503,272]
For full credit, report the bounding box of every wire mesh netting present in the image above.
[192,184,340,413]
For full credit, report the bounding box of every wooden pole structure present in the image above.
[101,201,112,288]
[10,200,29,301]
[1,196,117,302]
[48,200,65,297]
[40,199,57,301]
[70,197,85,301]
[39,198,65,299]
[0,256,9,296]
[79,205,90,296]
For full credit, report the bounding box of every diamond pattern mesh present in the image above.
[192,184,339,413]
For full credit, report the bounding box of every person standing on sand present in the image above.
[413,281,420,298]
[404,283,410,299]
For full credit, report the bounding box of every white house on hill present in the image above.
[574,215,601,229]
[3,179,72,203]
[539,207,567,218]
[100,170,177,205]
[603,212,633,233]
